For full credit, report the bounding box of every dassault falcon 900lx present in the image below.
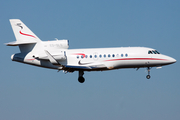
[6,19,176,83]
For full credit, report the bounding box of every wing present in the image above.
[44,50,107,71]
[63,64,107,72]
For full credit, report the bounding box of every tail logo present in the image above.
[16,23,36,38]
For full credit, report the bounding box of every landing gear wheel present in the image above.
[146,67,151,79]
[146,75,151,79]
[78,76,85,83]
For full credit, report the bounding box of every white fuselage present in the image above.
[66,47,175,70]
[11,45,176,72]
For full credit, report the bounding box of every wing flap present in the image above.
[64,65,92,69]
[64,64,107,70]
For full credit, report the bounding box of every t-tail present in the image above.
[6,19,69,70]
[6,19,42,52]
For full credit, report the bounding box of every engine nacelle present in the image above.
[42,39,69,49]
[33,51,66,61]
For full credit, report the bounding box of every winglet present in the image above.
[44,50,60,65]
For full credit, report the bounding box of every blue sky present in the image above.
[0,0,180,120]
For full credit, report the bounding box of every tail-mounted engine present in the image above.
[32,40,69,61]
[33,51,66,61]
[43,39,69,49]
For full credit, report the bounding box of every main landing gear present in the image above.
[78,71,85,83]
[146,67,151,79]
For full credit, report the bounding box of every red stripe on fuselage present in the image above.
[19,31,36,38]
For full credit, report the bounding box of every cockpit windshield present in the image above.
[155,50,160,54]
[148,50,160,54]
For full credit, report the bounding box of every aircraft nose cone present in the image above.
[171,58,176,63]
[11,54,15,60]
[168,57,176,64]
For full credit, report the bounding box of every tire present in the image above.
[78,76,85,83]
[146,75,151,79]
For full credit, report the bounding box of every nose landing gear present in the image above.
[78,71,85,83]
[146,67,151,79]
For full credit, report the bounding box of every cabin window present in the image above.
[125,54,128,57]
[81,55,84,58]
[99,54,102,58]
[104,54,106,58]
[121,54,123,57]
[94,55,97,58]
[116,54,119,57]
[112,54,115,57]
[108,54,111,57]
[77,56,79,59]
[90,55,92,58]
[85,55,88,58]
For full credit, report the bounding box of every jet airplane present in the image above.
[6,19,176,83]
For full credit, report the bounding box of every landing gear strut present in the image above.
[146,67,151,79]
[78,71,85,83]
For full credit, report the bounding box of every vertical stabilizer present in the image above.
[9,19,41,43]
[8,19,42,52]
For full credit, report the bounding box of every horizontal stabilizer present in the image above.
[5,41,37,46]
